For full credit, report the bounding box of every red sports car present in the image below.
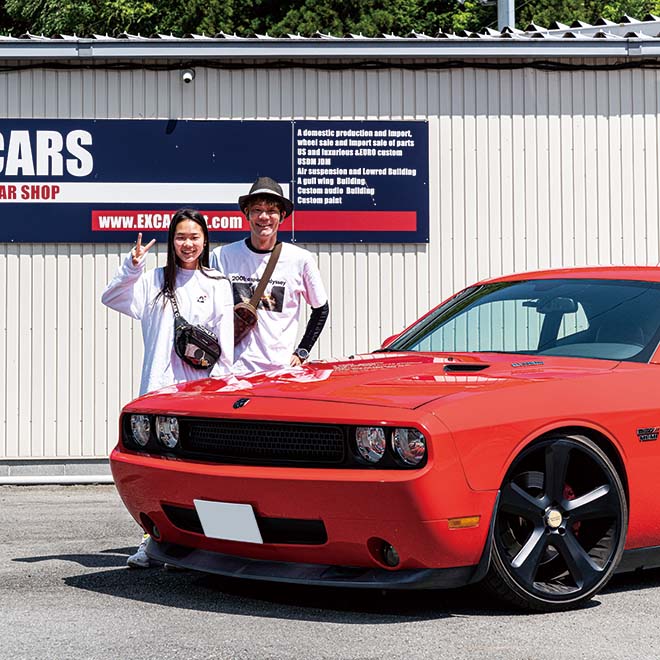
[111,266,660,611]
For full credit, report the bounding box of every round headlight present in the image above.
[392,428,427,466]
[355,426,386,463]
[130,415,151,447]
[155,416,180,449]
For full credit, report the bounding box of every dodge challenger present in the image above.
[110,267,660,611]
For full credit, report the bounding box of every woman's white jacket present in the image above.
[102,254,234,395]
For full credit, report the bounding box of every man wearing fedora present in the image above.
[211,176,329,374]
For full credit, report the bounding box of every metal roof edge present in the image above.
[0,37,659,60]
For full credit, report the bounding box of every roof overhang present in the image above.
[1,37,660,61]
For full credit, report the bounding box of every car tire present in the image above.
[485,434,627,612]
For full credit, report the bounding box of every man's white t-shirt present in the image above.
[102,254,234,395]
[211,240,327,374]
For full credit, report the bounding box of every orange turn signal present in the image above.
[447,515,481,530]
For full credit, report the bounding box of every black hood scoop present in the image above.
[443,363,490,373]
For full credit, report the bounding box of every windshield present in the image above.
[388,278,660,362]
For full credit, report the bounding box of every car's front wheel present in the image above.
[486,434,627,612]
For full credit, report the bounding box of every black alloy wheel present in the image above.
[486,434,627,612]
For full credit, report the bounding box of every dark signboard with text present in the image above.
[0,119,428,243]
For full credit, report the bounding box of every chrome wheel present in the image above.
[487,434,627,611]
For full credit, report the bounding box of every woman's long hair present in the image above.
[157,208,212,303]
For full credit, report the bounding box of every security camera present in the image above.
[181,69,195,84]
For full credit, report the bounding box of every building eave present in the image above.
[1,37,660,60]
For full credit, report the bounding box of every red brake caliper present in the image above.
[563,484,581,534]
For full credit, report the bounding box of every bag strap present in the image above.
[166,290,182,318]
[248,242,282,309]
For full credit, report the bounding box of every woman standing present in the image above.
[102,208,233,567]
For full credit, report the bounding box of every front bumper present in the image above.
[112,444,497,578]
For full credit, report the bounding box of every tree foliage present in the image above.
[516,0,656,28]
[0,0,658,37]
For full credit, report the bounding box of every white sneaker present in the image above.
[126,534,151,568]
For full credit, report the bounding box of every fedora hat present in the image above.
[238,176,294,218]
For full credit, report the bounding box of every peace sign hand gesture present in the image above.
[131,233,156,266]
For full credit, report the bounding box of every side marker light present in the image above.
[447,516,481,530]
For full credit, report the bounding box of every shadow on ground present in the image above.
[13,547,135,569]
[15,547,659,622]
[14,546,507,621]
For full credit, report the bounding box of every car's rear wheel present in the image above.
[485,434,627,612]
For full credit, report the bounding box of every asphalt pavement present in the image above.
[2,484,660,660]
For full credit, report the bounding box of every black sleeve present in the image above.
[297,302,329,353]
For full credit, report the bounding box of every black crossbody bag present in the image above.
[167,292,221,370]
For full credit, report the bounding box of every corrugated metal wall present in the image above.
[1,62,659,460]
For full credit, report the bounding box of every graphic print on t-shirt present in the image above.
[233,281,285,313]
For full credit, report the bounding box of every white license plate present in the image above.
[193,500,263,544]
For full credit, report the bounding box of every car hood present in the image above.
[136,352,619,411]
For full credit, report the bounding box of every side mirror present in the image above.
[380,332,400,349]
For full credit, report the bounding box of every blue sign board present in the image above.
[0,119,428,243]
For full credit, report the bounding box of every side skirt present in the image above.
[616,546,660,574]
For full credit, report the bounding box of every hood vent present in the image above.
[443,363,489,373]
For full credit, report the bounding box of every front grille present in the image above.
[163,503,204,534]
[162,503,328,545]
[180,418,345,466]
[122,413,425,469]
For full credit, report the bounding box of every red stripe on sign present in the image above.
[292,211,416,231]
[91,210,415,233]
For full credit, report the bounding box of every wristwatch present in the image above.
[294,347,310,361]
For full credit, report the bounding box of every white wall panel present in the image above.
[1,60,660,461]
